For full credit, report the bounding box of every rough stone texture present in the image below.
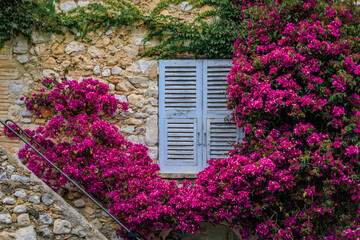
[41,193,54,205]
[3,197,16,205]
[11,174,29,183]
[74,199,86,208]
[15,226,37,240]
[0,147,107,240]
[146,115,158,146]
[60,1,77,12]
[0,214,12,224]
[53,219,72,234]
[28,194,40,204]
[39,213,53,225]
[65,41,84,54]
[14,205,27,214]
[180,1,193,11]
[14,189,27,198]
[16,55,29,64]
[12,37,29,54]
[17,213,30,226]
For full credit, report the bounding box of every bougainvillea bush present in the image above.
[194,0,360,239]
[5,78,205,237]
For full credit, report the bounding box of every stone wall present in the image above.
[0,146,108,240]
[3,0,201,162]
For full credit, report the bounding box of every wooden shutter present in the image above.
[159,60,203,173]
[203,60,242,163]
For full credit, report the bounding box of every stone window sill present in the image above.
[160,173,197,179]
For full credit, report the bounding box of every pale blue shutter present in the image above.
[203,60,243,163]
[159,60,203,173]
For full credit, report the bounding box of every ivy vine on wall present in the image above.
[0,0,244,59]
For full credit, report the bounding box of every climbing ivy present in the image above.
[144,0,245,58]
[0,0,56,49]
[0,0,245,59]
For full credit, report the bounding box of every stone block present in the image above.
[13,37,28,54]
[17,213,30,226]
[53,219,72,234]
[15,226,37,240]
[65,41,84,54]
[60,1,77,12]
[0,214,12,224]
[145,115,158,147]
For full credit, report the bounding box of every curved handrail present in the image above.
[0,119,146,240]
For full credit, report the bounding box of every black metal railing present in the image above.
[0,119,145,240]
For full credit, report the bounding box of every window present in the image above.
[159,59,244,174]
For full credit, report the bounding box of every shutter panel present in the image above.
[203,60,242,163]
[159,60,203,173]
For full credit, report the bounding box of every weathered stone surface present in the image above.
[41,193,54,206]
[149,98,158,106]
[17,214,30,226]
[53,219,72,234]
[65,41,84,54]
[109,83,115,91]
[102,67,111,77]
[144,83,158,98]
[146,115,158,147]
[7,165,15,173]
[133,38,151,46]
[137,60,157,75]
[15,189,27,198]
[0,172,8,181]
[0,214,12,224]
[39,213,53,225]
[11,174,29,183]
[60,1,77,12]
[114,94,127,103]
[94,65,101,74]
[9,82,23,94]
[120,126,135,134]
[28,194,40,204]
[41,227,52,236]
[147,147,158,159]
[22,118,32,124]
[88,46,104,58]
[72,226,87,237]
[3,197,16,205]
[180,1,193,11]
[17,55,29,64]
[15,226,37,240]
[111,66,122,75]
[105,30,113,36]
[128,94,146,107]
[42,69,59,78]
[20,109,33,117]
[14,205,27,214]
[77,0,90,7]
[129,77,149,88]
[13,37,28,54]
[147,107,157,115]
[74,199,85,208]
[90,218,102,230]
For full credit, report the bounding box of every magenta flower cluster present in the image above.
[196,0,359,239]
